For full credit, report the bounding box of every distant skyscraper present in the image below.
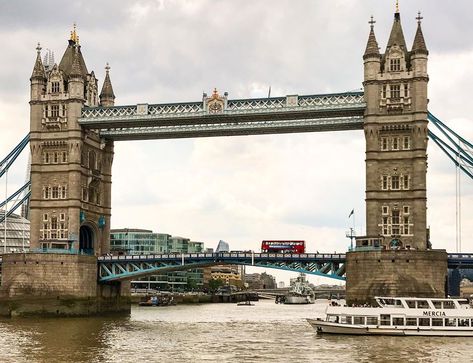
[215,240,229,252]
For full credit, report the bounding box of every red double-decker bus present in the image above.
[261,240,305,254]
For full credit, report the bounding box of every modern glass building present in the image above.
[111,228,206,291]
[110,229,158,254]
[0,211,30,254]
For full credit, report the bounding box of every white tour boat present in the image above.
[307,297,473,336]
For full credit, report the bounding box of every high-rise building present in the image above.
[0,212,30,253]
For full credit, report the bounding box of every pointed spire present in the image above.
[363,16,380,60]
[31,42,46,80]
[386,7,408,53]
[70,48,83,78]
[100,63,115,106]
[412,11,428,55]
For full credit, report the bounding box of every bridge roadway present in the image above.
[78,91,365,140]
[0,252,471,282]
[97,252,473,283]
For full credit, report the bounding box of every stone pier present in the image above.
[346,249,448,306]
[0,253,130,317]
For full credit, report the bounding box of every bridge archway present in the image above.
[79,224,95,253]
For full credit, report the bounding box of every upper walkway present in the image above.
[78,91,365,140]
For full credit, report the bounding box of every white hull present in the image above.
[307,319,473,337]
[285,295,315,304]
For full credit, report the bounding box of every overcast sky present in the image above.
[0,0,472,284]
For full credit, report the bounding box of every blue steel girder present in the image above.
[79,92,366,140]
[97,252,347,282]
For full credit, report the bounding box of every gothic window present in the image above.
[403,175,410,190]
[403,217,410,235]
[52,186,59,199]
[392,210,400,235]
[382,217,389,235]
[382,85,387,99]
[51,216,58,230]
[51,82,60,93]
[391,176,400,190]
[382,206,389,215]
[62,151,68,163]
[403,136,410,150]
[382,176,389,190]
[44,152,50,164]
[390,85,401,99]
[392,137,399,150]
[43,213,48,222]
[403,83,410,98]
[89,151,96,170]
[403,206,410,214]
[43,186,50,199]
[390,58,401,72]
[381,137,388,151]
[53,152,59,163]
[62,104,66,117]
[60,213,65,221]
[82,187,88,201]
[51,105,59,118]
[61,186,67,199]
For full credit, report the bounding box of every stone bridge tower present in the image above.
[29,27,114,255]
[346,9,448,304]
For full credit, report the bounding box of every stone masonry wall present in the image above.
[0,253,97,298]
[346,250,447,306]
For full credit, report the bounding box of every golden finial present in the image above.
[70,22,79,43]
[395,0,399,13]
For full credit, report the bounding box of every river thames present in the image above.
[0,299,470,362]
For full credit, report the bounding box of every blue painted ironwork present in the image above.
[0,181,31,209]
[428,113,473,180]
[0,134,29,178]
[0,191,31,224]
[97,252,347,282]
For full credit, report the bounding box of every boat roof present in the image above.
[376,296,468,302]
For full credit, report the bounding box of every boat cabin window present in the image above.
[327,315,339,323]
[459,319,469,327]
[432,318,443,326]
[419,318,430,326]
[445,318,456,327]
[416,300,430,309]
[443,301,455,309]
[345,316,352,325]
[432,300,442,309]
[380,314,390,326]
[406,318,417,326]
[392,317,404,326]
[366,317,378,325]
[353,316,365,325]
[470,319,473,327]
[380,298,403,308]
[406,300,416,309]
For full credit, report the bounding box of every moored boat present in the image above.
[307,297,473,336]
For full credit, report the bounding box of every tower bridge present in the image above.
[0,7,472,315]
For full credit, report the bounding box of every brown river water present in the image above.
[0,299,470,362]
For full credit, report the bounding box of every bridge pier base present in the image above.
[345,250,448,306]
[0,253,130,317]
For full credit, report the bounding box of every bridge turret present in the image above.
[410,12,429,111]
[99,63,115,107]
[363,17,381,115]
[30,43,47,102]
[68,48,85,100]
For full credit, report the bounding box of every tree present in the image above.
[208,278,225,293]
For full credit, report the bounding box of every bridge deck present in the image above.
[79,92,365,140]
